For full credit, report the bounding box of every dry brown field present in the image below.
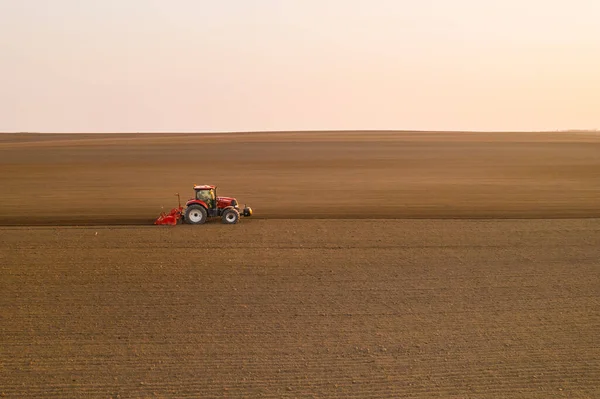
[1,131,599,398]
[0,131,599,223]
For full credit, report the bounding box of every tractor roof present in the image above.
[194,185,216,190]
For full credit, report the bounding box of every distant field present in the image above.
[0,131,599,224]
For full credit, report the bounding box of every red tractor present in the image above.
[155,185,253,226]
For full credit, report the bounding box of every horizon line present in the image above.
[2,129,599,135]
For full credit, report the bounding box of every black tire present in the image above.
[185,205,207,225]
[222,208,240,224]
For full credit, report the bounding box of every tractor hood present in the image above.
[217,196,237,208]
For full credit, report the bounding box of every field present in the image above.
[1,131,600,223]
[1,131,599,398]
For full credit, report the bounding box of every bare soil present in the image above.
[1,220,599,398]
[1,131,599,398]
[0,131,599,224]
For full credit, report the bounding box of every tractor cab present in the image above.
[194,185,216,209]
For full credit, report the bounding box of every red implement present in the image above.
[154,206,183,225]
[154,193,183,226]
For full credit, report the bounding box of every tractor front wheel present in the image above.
[222,208,240,224]
[185,205,207,225]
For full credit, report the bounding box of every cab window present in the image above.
[196,189,215,206]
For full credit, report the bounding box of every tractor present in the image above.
[154,185,252,225]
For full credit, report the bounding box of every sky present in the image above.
[0,0,599,133]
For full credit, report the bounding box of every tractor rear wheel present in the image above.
[185,205,207,225]
[222,208,240,224]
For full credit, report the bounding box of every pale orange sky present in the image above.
[0,0,599,132]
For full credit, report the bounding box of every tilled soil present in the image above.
[1,131,599,224]
[1,219,599,398]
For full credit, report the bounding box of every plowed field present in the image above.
[1,220,599,398]
[1,132,599,398]
[1,131,599,223]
